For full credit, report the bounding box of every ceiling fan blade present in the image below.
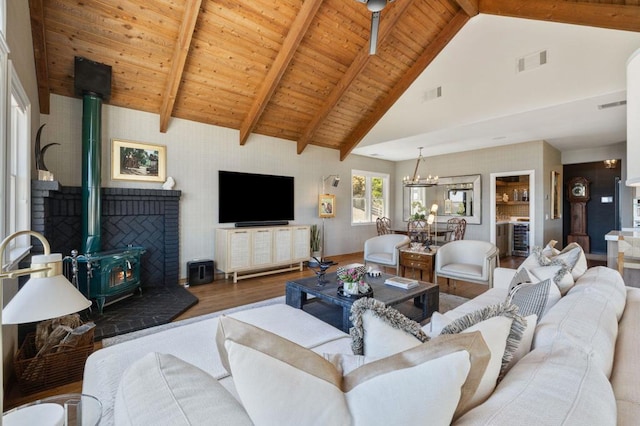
[369,11,380,55]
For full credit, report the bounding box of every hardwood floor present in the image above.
[1,251,566,410]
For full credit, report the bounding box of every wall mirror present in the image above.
[404,174,482,224]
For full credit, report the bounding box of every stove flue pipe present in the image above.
[74,56,112,254]
[81,93,102,254]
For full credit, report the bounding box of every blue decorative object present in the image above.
[307,258,335,286]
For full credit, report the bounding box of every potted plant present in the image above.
[309,224,321,265]
[411,201,427,220]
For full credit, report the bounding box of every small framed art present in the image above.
[112,139,166,183]
[319,194,336,218]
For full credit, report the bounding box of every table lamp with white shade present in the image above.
[0,230,93,417]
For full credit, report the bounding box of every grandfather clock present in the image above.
[567,176,590,252]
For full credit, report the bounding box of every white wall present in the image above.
[561,141,625,165]
[40,95,395,278]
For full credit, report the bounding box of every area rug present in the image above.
[438,292,470,313]
[91,285,198,341]
[102,292,469,346]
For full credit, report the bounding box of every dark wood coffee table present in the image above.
[285,272,439,332]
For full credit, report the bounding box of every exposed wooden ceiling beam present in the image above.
[340,10,470,161]
[454,0,479,17]
[296,0,415,155]
[480,0,640,32]
[159,0,203,133]
[239,0,324,145]
[29,0,51,114]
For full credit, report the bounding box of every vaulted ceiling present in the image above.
[29,0,640,160]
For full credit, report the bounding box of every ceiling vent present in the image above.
[422,86,442,102]
[597,100,627,110]
[517,50,548,73]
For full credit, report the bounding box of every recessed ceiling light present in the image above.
[492,136,507,140]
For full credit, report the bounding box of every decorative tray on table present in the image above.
[337,286,373,299]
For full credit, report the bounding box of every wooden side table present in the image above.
[400,248,436,282]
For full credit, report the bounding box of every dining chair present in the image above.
[376,217,392,235]
[407,220,428,244]
[446,218,467,241]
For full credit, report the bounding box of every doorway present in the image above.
[490,170,535,258]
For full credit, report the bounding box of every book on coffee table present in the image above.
[384,276,419,289]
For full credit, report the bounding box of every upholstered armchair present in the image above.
[435,240,499,289]
[363,234,410,275]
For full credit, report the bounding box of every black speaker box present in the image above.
[74,56,112,101]
[187,260,214,286]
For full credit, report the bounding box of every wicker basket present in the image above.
[14,331,94,394]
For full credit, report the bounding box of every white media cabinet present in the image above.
[215,225,310,283]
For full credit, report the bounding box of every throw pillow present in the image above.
[505,314,537,372]
[429,311,456,337]
[508,267,533,291]
[430,310,537,377]
[554,242,588,280]
[440,303,526,379]
[114,352,253,426]
[350,297,428,357]
[349,299,524,418]
[541,239,560,257]
[517,247,546,271]
[528,264,574,295]
[216,315,491,426]
[507,277,561,318]
[323,353,373,375]
[520,242,587,293]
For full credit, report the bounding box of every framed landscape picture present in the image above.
[112,139,166,183]
[319,194,335,218]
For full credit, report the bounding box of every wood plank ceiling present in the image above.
[29,0,640,160]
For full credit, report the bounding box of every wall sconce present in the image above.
[604,159,618,169]
[0,230,92,415]
[322,174,340,193]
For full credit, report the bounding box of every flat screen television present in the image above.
[218,170,295,225]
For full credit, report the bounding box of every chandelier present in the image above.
[403,147,438,187]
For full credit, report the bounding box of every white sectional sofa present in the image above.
[83,265,640,425]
